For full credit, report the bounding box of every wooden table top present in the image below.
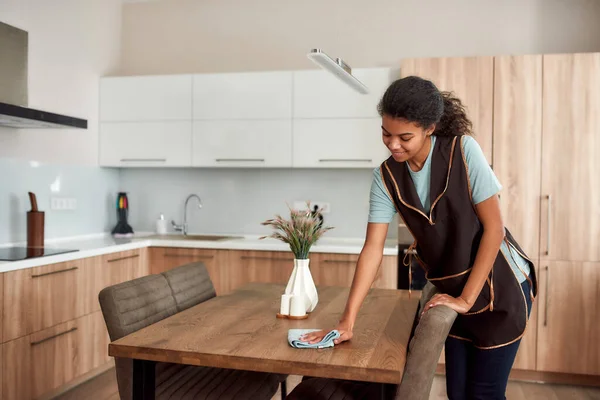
[109,283,420,384]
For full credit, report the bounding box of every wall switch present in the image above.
[293,201,331,214]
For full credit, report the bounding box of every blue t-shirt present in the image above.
[369,135,530,283]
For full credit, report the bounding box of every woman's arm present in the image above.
[423,194,505,314]
[301,222,389,344]
[339,222,389,326]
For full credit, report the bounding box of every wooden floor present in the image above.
[55,368,600,400]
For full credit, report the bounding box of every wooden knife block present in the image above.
[27,211,44,248]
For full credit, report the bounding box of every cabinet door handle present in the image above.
[240,256,293,261]
[318,159,372,163]
[31,327,78,346]
[322,259,357,264]
[543,195,552,256]
[31,266,78,278]
[120,158,166,162]
[544,266,549,327]
[107,254,139,263]
[164,254,214,259]
[215,159,265,162]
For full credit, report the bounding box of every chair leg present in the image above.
[280,379,287,400]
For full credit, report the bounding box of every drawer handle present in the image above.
[120,158,166,162]
[240,256,293,261]
[31,266,78,278]
[403,249,417,255]
[544,265,549,327]
[215,159,265,162]
[318,159,372,163]
[164,254,214,259]
[107,254,140,263]
[31,327,78,346]
[323,259,357,264]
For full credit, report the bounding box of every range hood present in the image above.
[0,21,87,129]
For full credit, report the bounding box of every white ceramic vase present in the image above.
[284,258,318,313]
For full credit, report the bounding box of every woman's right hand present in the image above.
[299,320,354,345]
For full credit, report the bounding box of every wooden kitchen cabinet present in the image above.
[149,247,224,294]
[3,258,86,343]
[492,55,543,372]
[536,261,600,375]
[311,253,397,290]
[192,120,292,168]
[3,249,144,343]
[292,119,389,168]
[224,250,295,295]
[541,53,600,262]
[193,71,292,120]
[401,56,494,161]
[493,54,542,260]
[100,75,192,122]
[99,121,193,167]
[2,311,109,400]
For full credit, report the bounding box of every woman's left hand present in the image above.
[422,293,472,315]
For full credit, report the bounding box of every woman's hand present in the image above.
[422,293,472,315]
[299,320,354,345]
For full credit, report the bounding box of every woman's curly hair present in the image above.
[377,76,473,137]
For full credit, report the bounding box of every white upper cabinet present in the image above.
[293,119,389,168]
[192,120,292,167]
[99,122,192,167]
[192,72,293,120]
[100,75,192,121]
[293,68,398,119]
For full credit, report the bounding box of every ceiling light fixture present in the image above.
[306,49,369,94]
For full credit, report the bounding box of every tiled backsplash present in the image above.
[0,158,120,244]
[119,168,398,239]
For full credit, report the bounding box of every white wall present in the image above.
[0,0,123,243]
[119,0,600,75]
[0,0,122,166]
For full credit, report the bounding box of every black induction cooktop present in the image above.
[0,247,79,261]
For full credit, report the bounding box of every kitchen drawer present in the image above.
[312,253,397,289]
[2,311,110,400]
[149,247,222,293]
[87,249,146,313]
[225,250,295,294]
[3,259,90,342]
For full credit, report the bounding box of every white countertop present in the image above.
[0,233,399,273]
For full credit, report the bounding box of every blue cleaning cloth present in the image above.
[288,329,341,349]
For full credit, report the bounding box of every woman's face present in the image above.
[381,115,434,163]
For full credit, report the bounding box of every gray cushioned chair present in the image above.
[99,263,281,400]
[286,282,457,400]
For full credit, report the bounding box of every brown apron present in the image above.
[381,135,538,349]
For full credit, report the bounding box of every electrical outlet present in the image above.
[51,197,77,210]
[292,201,331,214]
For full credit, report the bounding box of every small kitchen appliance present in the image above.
[111,192,134,237]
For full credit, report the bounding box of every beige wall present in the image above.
[119,0,600,75]
[0,0,122,165]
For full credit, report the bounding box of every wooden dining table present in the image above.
[108,282,420,399]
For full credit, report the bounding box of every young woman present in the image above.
[301,76,537,399]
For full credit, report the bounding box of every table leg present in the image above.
[380,383,395,400]
[133,359,155,400]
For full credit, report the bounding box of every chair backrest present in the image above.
[161,262,217,312]
[99,262,216,400]
[99,273,179,400]
[395,282,458,400]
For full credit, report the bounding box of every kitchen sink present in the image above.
[147,234,242,241]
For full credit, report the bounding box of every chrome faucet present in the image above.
[171,194,202,235]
